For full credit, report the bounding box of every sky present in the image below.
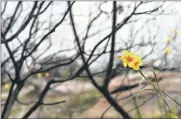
[1,1,181,70]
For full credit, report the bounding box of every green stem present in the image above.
[139,70,178,117]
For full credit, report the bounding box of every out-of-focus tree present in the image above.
[1,1,181,119]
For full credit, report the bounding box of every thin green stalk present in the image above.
[121,88,146,107]
[139,70,178,117]
[133,96,142,118]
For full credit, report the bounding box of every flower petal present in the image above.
[123,61,127,67]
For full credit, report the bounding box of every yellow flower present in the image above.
[4,84,9,89]
[167,37,172,43]
[165,47,172,55]
[129,56,143,70]
[37,73,42,79]
[121,50,136,67]
[117,50,143,70]
[45,72,50,78]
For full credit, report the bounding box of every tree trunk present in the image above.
[2,84,23,119]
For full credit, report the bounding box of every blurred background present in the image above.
[1,1,181,118]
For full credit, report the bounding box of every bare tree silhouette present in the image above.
[1,1,180,119]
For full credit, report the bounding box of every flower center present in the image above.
[126,56,133,62]
[134,61,139,66]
